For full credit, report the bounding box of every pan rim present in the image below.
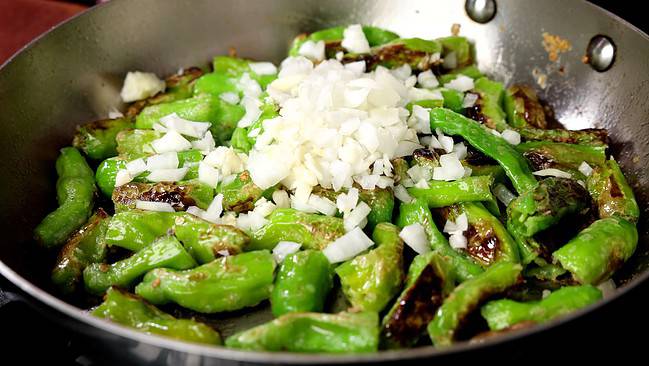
[1,0,648,362]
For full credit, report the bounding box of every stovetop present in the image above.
[1,1,647,365]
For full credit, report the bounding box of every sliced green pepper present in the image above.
[517,127,608,147]
[73,117,134,160]
[271,250,333,316]
[289,25,399,58]
[83,235,196,295]
[587,159,640,223]
[216,171,264,213]
[460,202,520,265]
[503,85,548,129]
[465,77,508,131]
[112,181,214,212]
[52,208,110,294]
[312,185,394,231]
[480,285,602,330]
[35,147,96,248]
[225,311,379,353]
[516,141,607,170]
[438,36,474,70]
[336,223,404,312]
[407,175,496,208]
[553,217,638,285]
[135,250,276,313]
[92,287,221,345]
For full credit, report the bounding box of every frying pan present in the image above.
[1,0,648,364]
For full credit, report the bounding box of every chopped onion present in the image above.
[146,167,188,182]
[125,158,147,177]
[237,96,262,128]
[433,153,465,181]
[399,223,431,254]
[414,179,429,189]
[322,227,374,263]
[272,189,291,208]
[341,24,370,54]
[462,92,478,108]
[444,213,468,233]
[444,75,474,92]
[146,152,179,171]
[417,70,439,89]
[160,113,210,138]
[533,168,572,179]
[394,184,413,203]
[151,130,192,153]
[198,162,220,187]
[494,183,517,205]
[253,197,277,217]
[442,51,457,69]
[391,64,412,81]
[120,71,165,103]
[238,73,262,98]
[108,108,124,119]
[298,40,326,62]
[452,142,468,160]
[597,279,617,297]
[501,129,521,145]
[236,211,268,231]
[135,200,175,212]
[272,241,302,263]
[578,161,594,177]
[410,105,432,134]
[115,169,133,187]
[343,201,371,232]
[344,61,366,75]
[308,195,337,216]
[192,131,216,152]
[249,62,278,76]
[206,193,224,218]
[220,92,240,105]
[449,232,467,249]
[336,188,359,214]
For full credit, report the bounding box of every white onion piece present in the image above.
[115,169,133,187]
[343,201,371,232]
[322,227,374,263]
[237,96,262,128]
[444,75,474,92]
[151,130,192,153]
[198,162,220,187]
[494,183,517,206]
[135,200,175,212]
[220,92,240,105]
[444,213,468,233]
[501,129,521,145]
[253,197,277,218]
[598,279,617,297]
[462,93,479,108]
[192,131,216,152]
[308,195,337,216]
[272,241,302,263]
[160,113,210,138]
[120,71,165,103]
[533,168,572,179]
[417,70,439,89]
[399,223,431,254]
[578,161,594,177]
[272,190,291,208]
[336,188,359,214]
[394,184,413,203]
[298,40,326,62]
[125,158,147,177]
[433,153,465,181]
[341,24,370,54]
[108,108,124,119]
[147,168,188,182]
[249,62,278,76]
[146,152,179,171]
[206,193,224,218]
[449,232,467,249]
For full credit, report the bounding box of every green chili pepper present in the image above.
[391,158,410,185]
[311,185,394,231]
[480,285,602,331]
[516,141,607,170]
[407,175,496,208]
[517,127,608,147]
[437,65,484,85]
[396,199,483,282]
[553,217,638,285]
[92,287,221,345]
[134,95,244,145]
[429,107,538,193]
[440,89,465,112]
[73,117,134,160]
[503,85,548,129]
[216,171,264,213]
[438,36,474,69]
[427,262,523,346]
[115,129,160,160]
[126,67,205,117]
[463,164,506,184]
[351,38,442,71]
[112,181,214,212]
[248,208,345,251]
[83,235,196,295]
[587,159,640,223]
[211,56,277,89]
[229,101,279,153]
[460,202,520,265]
[135,250,276,313]
[412,148,440,173]
[271,250,333,316]
[225,311,379,353]
[381,252,455,348]
[35,147,96,248]
[105,210,249,262]
[507,177,591,237]
[289,25,399,58]
[52,209,110,294]
[465,77,508,131]
[335,223,404,312]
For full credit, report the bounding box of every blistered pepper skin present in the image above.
[135,250,276,313]
[105,210,249,262]
[587,159,640,223]
[217,171,264,213]
[52,209,110,294]
[466,77,508,132]
[335,223,404,312]
[225,311,379,353]
[84,235,196,295]
[35,147,96,248]
[396,199,483,282]
[517,127,608,146]
[429,108,537,194]
[503,85,548,129]
[381,252,455,348]
[112,181,214,212]
[92,287,221,345]
[427,262,523,346]
[249,208,345,251]
[553,217,638,285]
[460,202,520,266]
[516,141,606,171]
[73,117,134,160]
[480,285,602,330]
[271,250,333,316]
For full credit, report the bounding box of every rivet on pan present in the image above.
[465,0,496,24]
[586,35,616,72]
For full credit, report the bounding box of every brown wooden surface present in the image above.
[0,0,88,64]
